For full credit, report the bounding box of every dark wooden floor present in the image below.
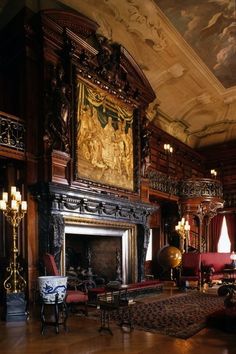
[0,289,235,354]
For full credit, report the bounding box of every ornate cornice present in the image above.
[109,0,168,52]
[31,182,158,225]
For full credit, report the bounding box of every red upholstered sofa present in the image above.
[201,252,232,284]
[179,252,232,287]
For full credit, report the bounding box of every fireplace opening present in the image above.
[62,217,138,285]
[65,234,122,284]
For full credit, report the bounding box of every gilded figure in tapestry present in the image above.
[76,82,134,190]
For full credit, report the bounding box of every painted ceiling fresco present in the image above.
[156,0,236,88]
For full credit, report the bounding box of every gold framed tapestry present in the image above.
[76,81,134,191]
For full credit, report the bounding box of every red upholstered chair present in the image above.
[179,253,201,289]
[43,253,88,315]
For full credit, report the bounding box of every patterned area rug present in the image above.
[113,292,225,339]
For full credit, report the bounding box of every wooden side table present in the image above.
[40,294,68,334]
[97,287,134,335]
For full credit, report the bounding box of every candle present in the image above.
[2,192,8,202]
[11,200,18,210]
[0,200,6,210]
[21,201,27,211]
[11,186,16,197]
[15,191,21,202]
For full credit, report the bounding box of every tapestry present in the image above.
[113,292,225,339]
[76,82,134,190]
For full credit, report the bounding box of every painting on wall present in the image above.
[157,0,236,88]
[75,81,134,191]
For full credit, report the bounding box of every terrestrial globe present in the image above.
[158,245,182,269]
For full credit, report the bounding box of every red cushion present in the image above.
[88,287,105,294]
[201,253,231,273]
[66,290,88,303]
[127,280,161,289]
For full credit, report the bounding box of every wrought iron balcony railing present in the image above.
[147,170,223,200]
[0,112,25,151]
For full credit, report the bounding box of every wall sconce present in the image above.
[230,251,236,268]
[0,186,27,293]
[175,217,190,253]
[164,144,173,154]
[210,169,217,178]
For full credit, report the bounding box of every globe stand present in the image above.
[170,268,174,281]
[158,245,182,281]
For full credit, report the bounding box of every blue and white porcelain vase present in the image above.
[38,276,68,304]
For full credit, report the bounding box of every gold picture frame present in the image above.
[75,81,134,191]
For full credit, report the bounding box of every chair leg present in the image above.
[84,302,88,316]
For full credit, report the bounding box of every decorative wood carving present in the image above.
[141,117,152,177]
[44,64,71,154]
[40,10,156,108]
[48,214,65,270]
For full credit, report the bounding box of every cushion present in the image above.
[66,290,88,303]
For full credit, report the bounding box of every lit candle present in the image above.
[185,224,190,231]
[11,200,18,210]
[181,217,185,225]
[2,192,8,202]
[11,186,17,197]
[21,201,27,211]
[0,200,6,210]
[15,191,21,202]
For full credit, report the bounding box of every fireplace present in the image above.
[34,182,156,283]
[62,217,137,285]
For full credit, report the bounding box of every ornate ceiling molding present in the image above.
[104,0,168,52]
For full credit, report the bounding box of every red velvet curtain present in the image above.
[225,214,236,251]
[209,214,224,252]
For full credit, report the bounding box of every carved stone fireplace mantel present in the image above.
[32,182,158,282]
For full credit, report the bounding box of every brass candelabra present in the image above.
[0,186,27,293]
[175,217,190,253]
